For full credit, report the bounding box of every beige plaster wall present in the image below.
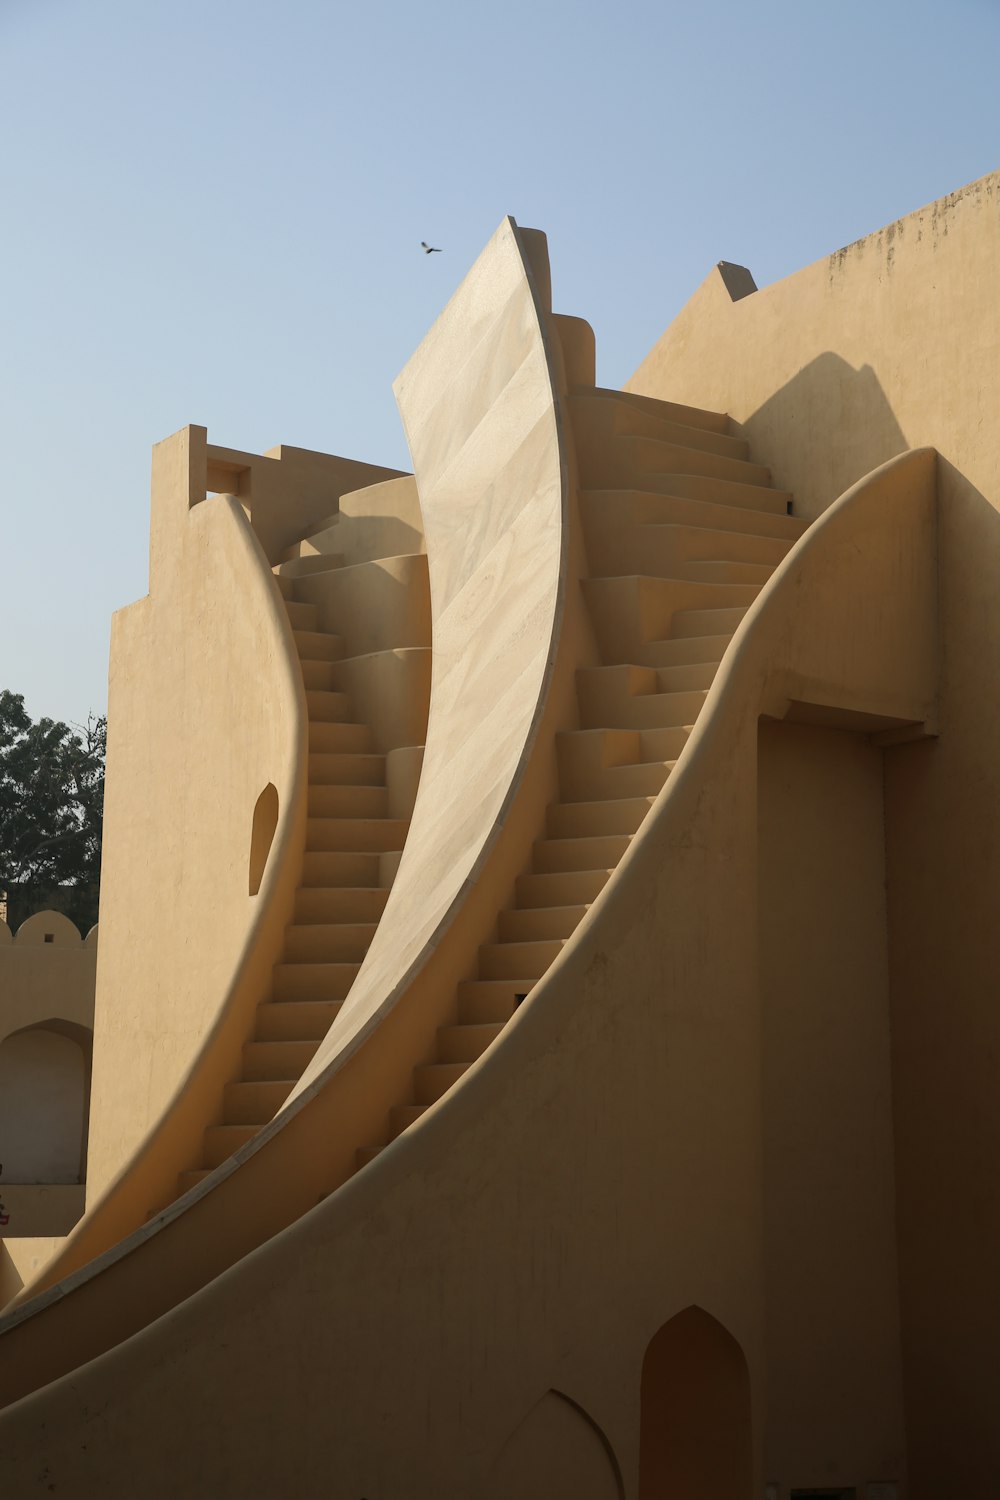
[758,722,904,1486]
[80,427,308,1232]
[0,912,96,1295]
[630,170,1000,1492]
[629,170,1000,523]
[0,912,96,1042]
[0,449,936,1495]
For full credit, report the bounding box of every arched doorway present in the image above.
[639,1306,752,1500]
[0,1022,92,1182]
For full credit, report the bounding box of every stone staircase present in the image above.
[176,487,428,1195]
[356,380,807,1165]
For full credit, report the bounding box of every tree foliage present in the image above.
[0,690,105,932]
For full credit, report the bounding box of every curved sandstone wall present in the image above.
[0,448,937,1492]
[41,427,310,1283]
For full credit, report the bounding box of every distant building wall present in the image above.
[0,911,97,1303]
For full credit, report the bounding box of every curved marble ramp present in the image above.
[293,214,567,1086]
[0,217,570,1409]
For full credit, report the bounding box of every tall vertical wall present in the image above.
[630,169,1000,1493]
[85,427,307,1215]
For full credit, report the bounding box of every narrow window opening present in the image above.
[43,933,54,944]
[249,783,279,896]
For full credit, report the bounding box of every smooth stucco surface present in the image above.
[0,445,937,1492]
[0,176,993,1495]
[630,171,1000,1491]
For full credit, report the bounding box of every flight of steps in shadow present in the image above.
[176,493,427,1197]
[355,384,807,1169]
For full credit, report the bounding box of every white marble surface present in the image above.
[291,217,565,1091]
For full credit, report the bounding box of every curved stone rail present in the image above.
[293,213,569,1085]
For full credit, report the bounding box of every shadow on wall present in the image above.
[742,353,909,520]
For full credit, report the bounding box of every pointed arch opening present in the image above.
[248,782,279,896]
[639,1305,752,1500]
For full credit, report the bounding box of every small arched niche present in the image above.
[639,1306,752,1500]
[0,1022,92,1183]
[248,782,279,896]
[486,1388,623,1500]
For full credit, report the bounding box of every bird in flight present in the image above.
[421,241,442,254]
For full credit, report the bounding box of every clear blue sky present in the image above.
[3,0,999,726]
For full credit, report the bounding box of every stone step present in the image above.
[293,628,345,661]
[284,922,376,963]
[307,784,388,818]
[499,903,589,942]
[576,385,730,434]
[547,796,654,840]
[301,851,382,888]
[284,599,320,630]
[272,961,360,1002]
[305,690,354,723]
[580,488,806,540]
[533,833,631,874]
[305,817,408,853]
[308,751,385,786]
[640,472,791,516]
[680,559,773,585]
[413,1062,470,1105]
[223,1079,294,1125]
[633,634,732,669]
[579,431,771,490]
[569,390,746,459]
[243,1038,319,1080]
[203,1123,258,1168]
[255,999,342,1042]
[293,887,389,924]
[437,1021,506,1064]
[308,722,373,754]
[389,1102,428,1139]
[457,979,537,1024]
[671,606,749,638]
[479,938,564,980]
[515,867,613,910]
[300,659,338,691]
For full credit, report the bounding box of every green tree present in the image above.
[0,691,105,933]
